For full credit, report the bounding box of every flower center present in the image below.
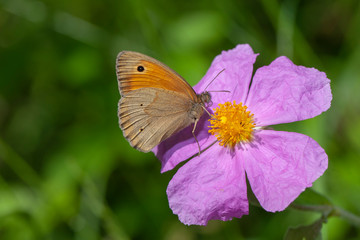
[208,101,256,148]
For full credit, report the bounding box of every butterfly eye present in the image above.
[137,66,145,72]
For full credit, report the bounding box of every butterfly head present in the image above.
[199,91,212,107]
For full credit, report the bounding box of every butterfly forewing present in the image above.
[116,51,197,101]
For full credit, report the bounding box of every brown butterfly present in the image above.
[116,51,211,153]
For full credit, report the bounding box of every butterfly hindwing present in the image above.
[119,88,194,152]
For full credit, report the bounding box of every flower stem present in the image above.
[332,206,360,227]
[289,203,360,227]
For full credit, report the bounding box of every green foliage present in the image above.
[284,218,323,240]
[1,0,360,239]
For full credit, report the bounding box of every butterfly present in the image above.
[116,51,212,153]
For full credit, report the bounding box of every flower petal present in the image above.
[194,44,258,105]
[153,44,258,172]
[245,56,332,126]
[167,145,249,225]
[153,119,216,173]
[243,130,328,212]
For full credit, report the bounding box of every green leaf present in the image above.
[284,217,323,240]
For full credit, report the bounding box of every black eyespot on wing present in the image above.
[140,103,143,106]
[137,66,144,72]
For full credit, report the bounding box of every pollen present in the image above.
[209,101,256,148]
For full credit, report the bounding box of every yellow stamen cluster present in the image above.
[209,101,256,148]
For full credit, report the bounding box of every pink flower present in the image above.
[152,44,332,225]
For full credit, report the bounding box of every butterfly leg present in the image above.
[201,105,212,118]
[192,119,201,156]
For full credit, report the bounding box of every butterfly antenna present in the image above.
[207,90,230,93]
[203,68,226,91]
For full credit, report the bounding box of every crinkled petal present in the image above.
[194,44,258,105]
[243,130,328,212]
[153,117,217,173]
[245,56,332,126]
[167,145,249,225]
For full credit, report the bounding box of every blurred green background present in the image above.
[1,0,360,239]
